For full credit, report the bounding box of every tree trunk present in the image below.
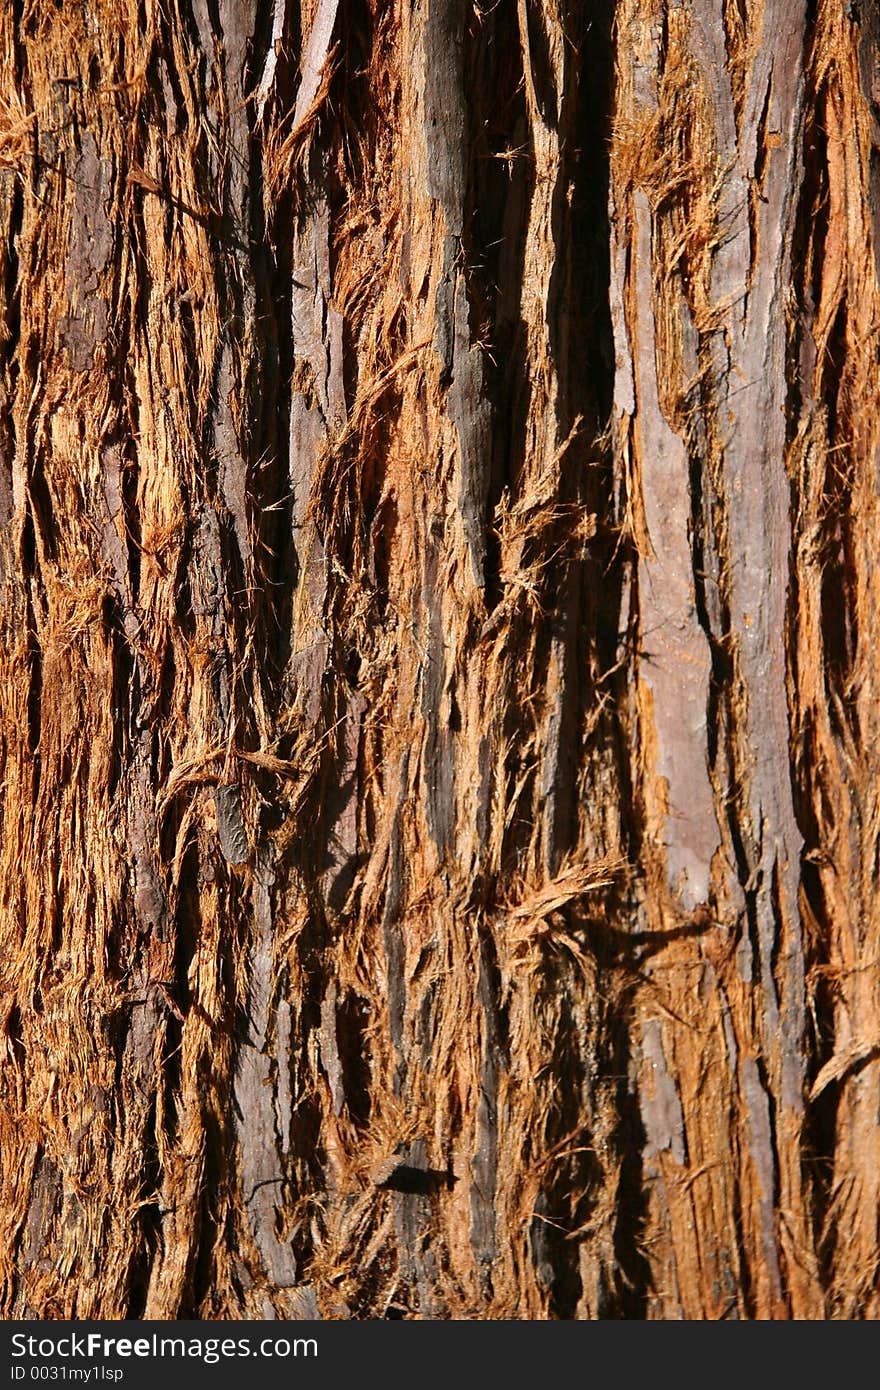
[1,0,878,1320]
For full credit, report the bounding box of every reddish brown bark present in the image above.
[0,0,878,1319]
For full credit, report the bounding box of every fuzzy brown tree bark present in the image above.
[1,0,878,1320]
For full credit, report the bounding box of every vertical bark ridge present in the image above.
[788,0,880,1320]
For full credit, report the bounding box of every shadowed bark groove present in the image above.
[0,0,878,1320]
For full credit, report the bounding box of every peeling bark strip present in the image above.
[624,184,718,911]
[1,0,879,1321]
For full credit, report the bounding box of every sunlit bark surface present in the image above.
[1,0,878,1319]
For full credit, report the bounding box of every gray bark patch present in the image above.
[214,784,249,864]
[60,132,113,371]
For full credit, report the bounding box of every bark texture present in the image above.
[1,0,879,1320]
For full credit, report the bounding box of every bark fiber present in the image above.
[1,0,879,1319]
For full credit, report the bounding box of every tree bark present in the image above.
[1,0,878,1320]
